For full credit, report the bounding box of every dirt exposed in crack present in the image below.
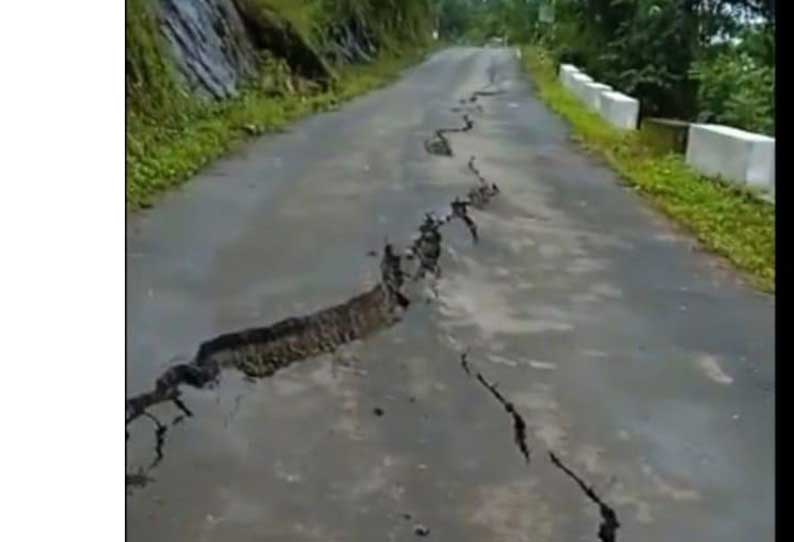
[403,193,482,300]
[459,352,531,464]
[424,114,474,157]
[550,452,621,542]
[451,198,479,242]
[424,129,453,157]
[466,156,500,209]
[407,213,445,280]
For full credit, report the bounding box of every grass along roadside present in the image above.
[126,48,430,211]
[521,46,775,293]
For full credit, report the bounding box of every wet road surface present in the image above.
[126,47,775,541]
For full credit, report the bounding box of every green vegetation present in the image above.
[690,42,774,135]
[523,47,774,292]
[126,0,436,210]
[258,0,326,39]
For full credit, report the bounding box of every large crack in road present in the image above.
[126,244,409,422]
[124,72,623,542]
[126,83,503,488]
[423,113,474,156]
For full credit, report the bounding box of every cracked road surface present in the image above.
[126,47,774,541]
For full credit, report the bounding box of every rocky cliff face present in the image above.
[150,0,396,102]
[324,15,379,65]
[130,0,425,106]
[157,0,258,100]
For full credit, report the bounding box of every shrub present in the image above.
[690,51,774,135]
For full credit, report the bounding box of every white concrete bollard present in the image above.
[685,124,775,193]
[582,82,613,112]
[559,64,579,89]
[569,73,593,99]
[600,91,639,130]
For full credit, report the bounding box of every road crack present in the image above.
[466,156,500,208]
[457,352,621,540]
[549,452,621,542]
[459,352,531,464]
[424,114,474,157]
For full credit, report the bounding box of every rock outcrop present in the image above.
[153,0,335,101]
[132,0,419,104]
[157,0,258,100]
[323,16,379,65]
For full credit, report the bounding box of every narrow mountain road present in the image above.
[126,47,774,541]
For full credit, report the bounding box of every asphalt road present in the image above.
[126,47,775,541]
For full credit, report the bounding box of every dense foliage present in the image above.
[437,0,774,133]
[689,25,774,134]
